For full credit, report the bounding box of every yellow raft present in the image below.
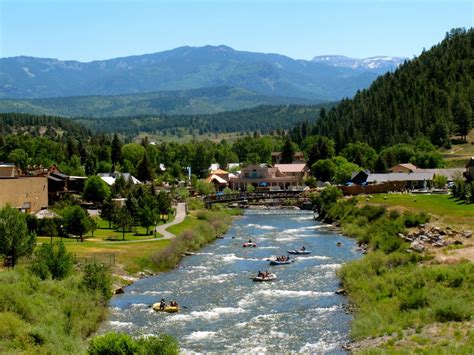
[152,303,179,313]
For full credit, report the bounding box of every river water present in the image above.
[102,209,362,353]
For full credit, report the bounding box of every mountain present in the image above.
[303,28,474,150]
[312,55,406,74]
[0,45,384,101]
[0,86,320,117]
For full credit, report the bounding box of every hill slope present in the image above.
[0,45,382,101]
[0,86,319,117]
[308,28,474,150]
[75,104,326,136]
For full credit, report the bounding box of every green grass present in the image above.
[365,193,474,229]
[0,267,108,354]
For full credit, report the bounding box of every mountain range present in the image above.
[0,45,404,104]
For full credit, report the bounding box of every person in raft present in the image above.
[301,246,306,251]
[159,298,166,310]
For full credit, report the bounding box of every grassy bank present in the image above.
[317,195,474,352]
[365,193,474,230]
[0,266,109,354]
[150,207,241,271]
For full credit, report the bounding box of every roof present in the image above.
[390,163,417,172]
[98,173,141,185]
[210,169,229,175]
[206,174,228,184]
[35,209,59,219]
[100,176,116,186]
[274,164,307,173]
[367,172,434,183]
[47,175,63,182]
[416,168,465,180]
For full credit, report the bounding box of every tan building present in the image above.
[0,176,48,213]
[0,164,21,177]
[274,164,309,181]
[229,164,299,190]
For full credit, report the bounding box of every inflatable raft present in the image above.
[287,249,312,255]
[152,303,180,313]
[269,259,293,266]
[243,242,257,247]
[252,273,277,282]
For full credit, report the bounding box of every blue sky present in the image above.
[0,0,472,61]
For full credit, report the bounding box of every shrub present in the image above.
[433,299,471,322]
[88,332,138,355]
[136,334,179,355]
[402,211,430,228]
[29,242,74,280]
[82,263,113,299]
[399,289,428,311]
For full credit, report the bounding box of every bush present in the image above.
[88,333,179,355]
[402,211,430,228]
[29,242,74,280]
[82,263,113,299]
[433,299,472,322]
[88,332,138,355]
[399,289,428,311]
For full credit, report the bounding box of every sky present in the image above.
[0,0,472,61]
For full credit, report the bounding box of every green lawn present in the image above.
[365,193,474,229]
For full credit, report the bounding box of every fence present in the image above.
[74,253,116,268]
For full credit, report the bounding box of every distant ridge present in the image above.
[0,45,397,101]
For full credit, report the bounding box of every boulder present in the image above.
[115,287,125,295]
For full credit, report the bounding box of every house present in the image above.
[388,163,417,173]
[229,164,300,190]
[98,173,142,186]
[271,151,306,164]
[274,164,309,182]
[0,165,48,213]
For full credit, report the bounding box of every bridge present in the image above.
[203,190,307,207]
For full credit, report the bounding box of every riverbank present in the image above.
[315,192,474,352]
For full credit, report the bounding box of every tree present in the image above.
[432,174,448,189]
[29,241,73,280]
[156,191,172,222]
[136,151,154,183]
[195,180,215,196]
[7,148,29,171]
[138,195,159,236]
[311,159,336,182]
[83,176,111,204]
[100,197,117,229]
[82,262,113,299]
[61,205,90,242]
[113,207,134,240]
[0,205,35,267]
[280,136,295,164]
[111,133,122,165]
[453,98,472,141]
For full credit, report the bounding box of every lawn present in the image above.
[364,193,474,230]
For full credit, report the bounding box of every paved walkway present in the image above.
[155,202,187,239]
[95,203,187,244]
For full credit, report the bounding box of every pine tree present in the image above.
[280,137,295,164]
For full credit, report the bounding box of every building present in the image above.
[229,164,300,190]
[48,167,86,203]
[274,164,309,181]
[415,168,465,182]
[206,169,231,191]
[367,172,434,189]
[0,165,48,213]
[388,163,417,173]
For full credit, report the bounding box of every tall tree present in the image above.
[280,136,295,164]
[0,205,35,267]
[111,133,122,165]
[83,176,111,204]
[61,205,91,242]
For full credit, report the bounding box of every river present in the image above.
[101,209,362,353]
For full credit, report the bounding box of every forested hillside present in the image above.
[0,86,319,117]
[305,28,473,150]
[76,104,327,136]
[0,112,91,139]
